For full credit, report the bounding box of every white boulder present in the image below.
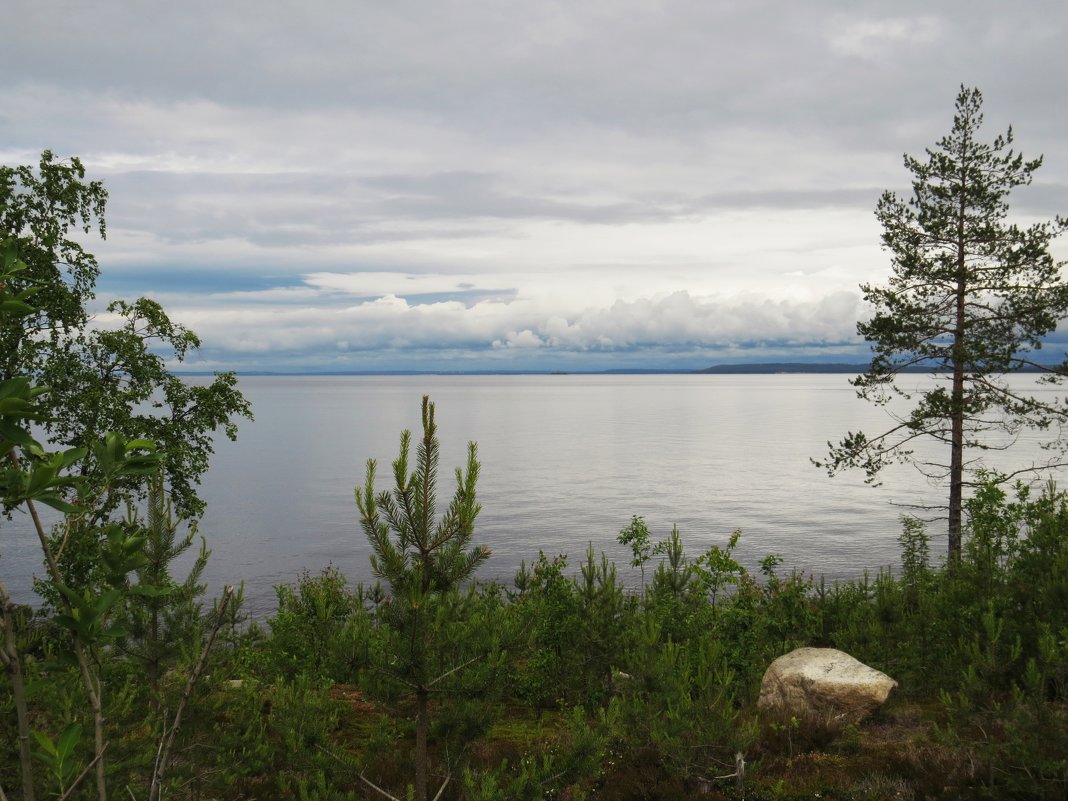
[757,647,896,725]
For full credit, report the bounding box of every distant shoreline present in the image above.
[174,361,1064,377]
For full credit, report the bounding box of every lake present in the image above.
[2,373,1064,616]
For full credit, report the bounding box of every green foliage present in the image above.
[32,721,83,798]
[266,566,366,681]
[463,706,611,801]
[757,557,817,658]
[611,621,739,782]
[0,239,45,321]
[3,461,1066,800]
[617,515,654,588]
[897,515,932,606]
[514,552,583,709]
[40,298,252,518]
[119,472,213,696]
[0,428,172,801]
[807,476,1068,797]
[576,545,633,709]
[692,529,744,612]
[3,446,86,514]
[2,152,251,520]
[938,626,1068,798]
[646,526,704,644]
[1,157,247,801]
[187,672,348,798]
[904,477,1068,695]
[0,151,106,372]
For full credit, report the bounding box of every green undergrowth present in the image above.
[3,476,1067,799]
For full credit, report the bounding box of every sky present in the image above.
[3,0,1068,372]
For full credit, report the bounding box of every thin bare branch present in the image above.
[427,654,484,689]
[58,742,109,801]
[359,774,403,801]
[430,775,451,801]
[149,586,235,801]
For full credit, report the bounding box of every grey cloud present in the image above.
[103,169,683,249]
[104,171,506,247]
[358,171,678,225]
[6,0,1066,149]
[692,188,884,212]
[102,168,895,254]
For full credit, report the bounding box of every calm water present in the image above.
[2,374,1063,616]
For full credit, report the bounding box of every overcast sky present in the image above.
[3,0,1067,371]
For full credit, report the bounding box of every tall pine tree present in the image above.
[819,86,1068,559]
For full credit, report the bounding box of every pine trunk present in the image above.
[949,373,964,560]
[949,280,966,560]
[415,687,429,801]
[949,164,968,561]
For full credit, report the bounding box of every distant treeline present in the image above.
[693,362,1065,374]
[692,362,870,374]
[172,362,1066,377]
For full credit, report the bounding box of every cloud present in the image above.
[303,272,516,303]
[493,330,546,350]
[154,284,865,370]
[829,15,944,58]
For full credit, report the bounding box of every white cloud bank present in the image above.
[155,282,867,371]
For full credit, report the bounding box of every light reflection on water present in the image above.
[2,373,1064,617]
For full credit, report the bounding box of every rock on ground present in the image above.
[757,647,897,725]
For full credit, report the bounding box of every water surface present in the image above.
[3,374,1062,616]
